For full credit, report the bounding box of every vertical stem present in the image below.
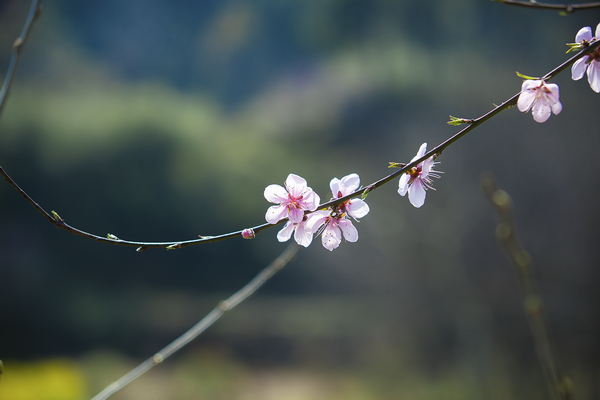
[481,173,572,400]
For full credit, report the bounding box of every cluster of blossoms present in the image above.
[516,22,600,123]
[263,173,369,251]
[259,143,442,250]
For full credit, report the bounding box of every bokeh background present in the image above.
[1,0,600,399]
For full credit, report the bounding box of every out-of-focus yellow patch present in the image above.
[0,359,86,400]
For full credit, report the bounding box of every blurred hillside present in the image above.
[1,0,600,399]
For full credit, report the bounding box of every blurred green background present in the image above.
[1,0,600,399]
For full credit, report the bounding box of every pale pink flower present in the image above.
[264,173,320,224]
[398,143,441,208]
[571,23,600,93]
[517,80,562,123]
[305,173,369,251]
[329,173,370,220]
[305,210,359,251]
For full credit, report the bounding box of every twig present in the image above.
[0,0,42,117]
[492,0,600,13]
[480,172,572,400]
[90,243,300,400]
[2,39,598,251]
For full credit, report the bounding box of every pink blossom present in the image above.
[329,173,370,220]
[264,173,320,224]
[305,210,359,251]
[398,143,441,208]
[305,173,369,251]
[571,23,600,93]
[517,80,562,123]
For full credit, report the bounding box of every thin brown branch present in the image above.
[493,0,600,13]
[0,0,42,117]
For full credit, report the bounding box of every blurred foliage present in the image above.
[0,358,86,400]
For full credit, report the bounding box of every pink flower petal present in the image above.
[398,174,410,196]
[347,199,370,219]
[264,184,289,203]
[411,143,428,163]
[408,179,427,208]
[288,207,304,224]
[572,57,588,81]
[265,204,289,224]
[595,23,600,39]
[302,190,320,211]
[329,178,341,198]
[531,97,551,123]
[575,26,593,43]
[285,173,308,198]
[338,219,358,242]
[517,90,536,112]
[277,222,295,242]
[339,173,360,195]
[321,224,341,251]
[305,210,330,232]
[587,61,600,93]
[294,222,313,247]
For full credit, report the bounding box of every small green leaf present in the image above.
[515,71,538,80]
[361,187,372,200]
[107,233,119,240]
[388,162,405,169]
[51,210,64,222]
[447,115,472,126]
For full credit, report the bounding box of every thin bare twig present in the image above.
[90,243,300,400]
[493,0,600,13]
[0,0,42,117]
[481,173,572,400]
[2,39,599,251]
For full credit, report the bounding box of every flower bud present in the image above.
[242,228,255,239]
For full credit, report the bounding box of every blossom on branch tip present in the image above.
[264,173,320,224]
[306,173,370,251]
[571,23,600,93]
[398,143,442,208]
[517,80,562,123]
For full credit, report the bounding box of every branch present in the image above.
[90,243,300,400]
[480,173,573,400]
[0,0,42,117]
[2,40,599,250]
[493,0,600,14]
